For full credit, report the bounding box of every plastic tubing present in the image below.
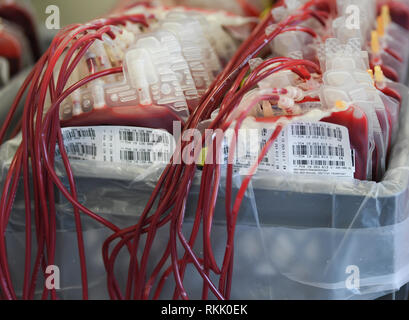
[0,17,131,298]
[118,0,319,300]
[103,2,321,300]
[0,0,331,300]
[112,1,326,300]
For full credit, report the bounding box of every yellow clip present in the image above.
[374,65,385,83]
[262,0,274,10]
[377,16,385,37]
[198,147,207,167]
[371,31,380,54]
[381,5,391,26]
[366,69,375,86]
[335,100,347,110]
[367,69,374,79]
[367,69,375,85]
[260,6,272,19]
[240,75,249,88]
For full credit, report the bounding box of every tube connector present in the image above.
[381,5,391,27]
[285,86,304,101]
[278,96,295,110]
[374,65,385,87]
[371,31,380,54]
[335,100,348,110]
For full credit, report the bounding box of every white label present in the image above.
[59,123,355,178]
[58,126,175,165]
[287,122,355,177]
[223,122,355,178]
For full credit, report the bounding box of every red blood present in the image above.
[384,47,403,63]
[379,85,402,147]
[321,106,369,180]
[373,108,389,182]
[315,0,333,13]
[61,104,183,134]
[379,86,402,105]
[378,85,401,163]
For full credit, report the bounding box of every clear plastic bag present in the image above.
[1,84,409,299]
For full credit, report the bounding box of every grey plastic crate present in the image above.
[0,69,30,134]
[2,77,409,299]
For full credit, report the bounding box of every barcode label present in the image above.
[59,126,175,165]
[291,123,343,140]
[221,122,354,177]
[292,144,345,157]
[288,122,354,177]
[293,159,346,167]
[119,131,135,142]
[119,130,170,144]
[119,150,171,163]
[66,143,97,157]
[63,128,96,140]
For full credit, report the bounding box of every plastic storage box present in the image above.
[2,77,409,299]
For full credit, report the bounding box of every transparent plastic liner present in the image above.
[2,84,409,299]
[4,214,409,300]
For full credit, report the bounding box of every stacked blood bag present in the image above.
[2,0,409,300]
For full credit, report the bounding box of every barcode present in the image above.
[291,124,342,140]
[351,149,356,168]
[66,143,97,157]
[119,131,135,142]
[293,159,346,167]
[119,130,170,144]
[63,128,96,140]
[292,144,345,157]
[119,150,171,163]
[260,140,269,163]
